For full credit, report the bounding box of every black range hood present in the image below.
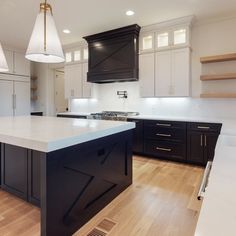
[84,24,141,83]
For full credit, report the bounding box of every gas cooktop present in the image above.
[90,111,139,121]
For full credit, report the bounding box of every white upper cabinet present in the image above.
[65,63,91,99]
[139,16,193,97]
[155,50,172,96]
[155,48,190,97]
[139,53,155,97]
[171,48,190,96]
[14,52,30,76]
[2,49,30,77]
[65,64,83,99]
[3,50,14,74]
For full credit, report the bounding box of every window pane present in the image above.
[83,48,88,60]
[74,50,81,61]
[157,32,169,48]
[65,52,72,63]
[174,29,187,45]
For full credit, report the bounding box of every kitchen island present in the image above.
[0,116,135,236]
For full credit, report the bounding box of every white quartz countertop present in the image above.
[0,116,135,152]
[195,135,236,236]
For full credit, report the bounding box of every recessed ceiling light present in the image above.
[126,10,135,16]
[63,29,71,34]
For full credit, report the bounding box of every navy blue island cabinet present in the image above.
[0,130,133,236]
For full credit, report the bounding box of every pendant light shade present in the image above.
[25,2,65,63]
[0,43,9,72]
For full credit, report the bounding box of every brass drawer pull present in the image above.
[156,133,172,137]
[156,147,172,152]
[197,126,210,129]
[156,123,171,127]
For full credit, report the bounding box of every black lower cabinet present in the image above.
[145,140,186,161]
[143,120,187,162]
[187,122,222,165]
[1,144,28,200]
[1,144,41,206]
[127,119,144,154]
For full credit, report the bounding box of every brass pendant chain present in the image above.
[44,0,47,53]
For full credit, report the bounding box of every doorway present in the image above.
[54,70,68,113]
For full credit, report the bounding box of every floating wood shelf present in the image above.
[200,73,236,81]
[200,93,236,98]
[200,53,236,64]
[31,86,37,91]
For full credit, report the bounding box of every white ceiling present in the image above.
[1,0,236,49]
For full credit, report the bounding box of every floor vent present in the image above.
[86,218,117,236]
[87,228,107,236]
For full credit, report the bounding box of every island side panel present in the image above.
[40,130,133,236]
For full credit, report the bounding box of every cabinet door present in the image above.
[204,133,219,163]
[171,48,190,96]
[64,64,82,99]
[140,33,155,53]
[82,63,91,98]
[14,81,30,116]
[1,144,28,200]
[3,50,14,74]
[187,131,205,165]
[155,51,171,96]
[14,52,30,76]
[0,79,14,116]
[139,53,155,97]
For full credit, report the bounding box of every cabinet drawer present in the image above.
[144,126,186,142]
[144,140,186,160]
[188,122,222,133]
[144,120,186,129]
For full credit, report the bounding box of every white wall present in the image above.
[31,63,55,116]
[69,16,236,119]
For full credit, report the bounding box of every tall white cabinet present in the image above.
[14,81,31,116]
[0,76,30,116]
[0,80,14,116]
[139,16,193,97]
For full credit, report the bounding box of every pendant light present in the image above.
[0,43,9,72]
[25,0,65,63]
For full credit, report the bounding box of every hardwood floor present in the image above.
[0,156,204,236]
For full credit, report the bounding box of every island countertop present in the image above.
[0,116,135,152]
